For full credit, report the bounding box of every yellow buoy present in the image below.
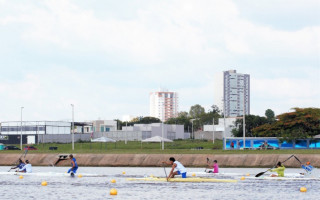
[41,181,48,186]
[19,175,23,179]
[122,171,126,175]
[240,176,245,180]
[192,173,196,177]
[111,179,116,183]
[110,188,117,195]
[78,174,83,178]
[300,187,307,192]
[246,173,250,176]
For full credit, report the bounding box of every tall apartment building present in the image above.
[149,89,179,122]
[214,70,250,117]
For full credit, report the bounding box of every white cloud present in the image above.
[0,0,319,121]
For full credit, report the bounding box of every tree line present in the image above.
[115,106,320,140]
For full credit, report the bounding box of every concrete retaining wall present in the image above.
[1,154,320,167]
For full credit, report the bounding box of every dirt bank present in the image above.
[1,154,319,167]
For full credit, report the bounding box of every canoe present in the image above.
[127,177,237,183]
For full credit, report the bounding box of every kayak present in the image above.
[245,176,320,181]
[190,172,247,176]
[0,172,103,177]
[127,177,237,183]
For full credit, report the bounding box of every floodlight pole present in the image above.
[71,104,74,150]
[20,107,24,150]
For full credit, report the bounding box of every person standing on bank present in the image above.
[162,157,187,180]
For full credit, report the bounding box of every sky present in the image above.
[0,0,319,122]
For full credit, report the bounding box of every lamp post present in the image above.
[243,88,246,150]
[20,107,24,150]
[162,122,164,150]
[212,121,214,144]
[71,104,74,150]
[190,119,195,139]
[222,98,226,150]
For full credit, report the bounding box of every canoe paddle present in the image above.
[163,164,168,182]
[8,149,28,172]
[204,158,209,172]
[255,154,294,177]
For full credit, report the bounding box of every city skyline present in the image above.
[0,0,319,121]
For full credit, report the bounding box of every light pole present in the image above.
[212,120,214,144]
[243,88,246,150]
[190,119,195,139]
[222,98,226,150]
[20,107,24,150]
[125,121,127,145]
[71,104,74,150]
[161,122,165,150]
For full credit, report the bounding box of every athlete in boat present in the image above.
[301,162,313,175]
[11,159,26,172]
[269,162,285,177]
[17,160,32,173]
[206,160,219,173]
[162,157,187,180]
[67,154,78,176]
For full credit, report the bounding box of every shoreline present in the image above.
[1,153,319,167]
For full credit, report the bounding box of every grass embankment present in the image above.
[1,140,320,154]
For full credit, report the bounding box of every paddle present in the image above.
[163,163,168,182]
[255,154,294,177]
[8,149,28,172]
[293,155,302,164]
[205,158,209,172]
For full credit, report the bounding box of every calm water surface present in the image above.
[0,166,318,200]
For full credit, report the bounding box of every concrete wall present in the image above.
[1,154,319,167]
[38,134,91,143]
[194,131,223,140]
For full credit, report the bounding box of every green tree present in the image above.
[265,109,275,122]
[166,113,192,131]
[189,104,205,118]
[253,107,320,140]
[231,115,269,137]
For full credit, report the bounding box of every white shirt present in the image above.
[174,161,186,173]
[19,164,32,173]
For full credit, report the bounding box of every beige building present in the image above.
[149,89,179,122]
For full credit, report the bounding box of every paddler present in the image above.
[207,160,219,173]
[301,161,313,175]
[269,162,285,177]
[17,160,32,173]
[67,154,78,176]
[11,159,26,172]
[162,157,187,180]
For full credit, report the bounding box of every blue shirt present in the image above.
[71,158,78,168]
[18,163,25,169]
[302,165,313,172]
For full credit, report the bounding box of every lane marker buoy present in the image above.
[240,176,245,180]
[111,179,116,183]
[300,187,307,192]
[19,175,23,179]
[110,188,117,195]
[41,181,48,186]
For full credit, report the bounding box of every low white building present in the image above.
[94,123,185,141]
[203,117,238,138]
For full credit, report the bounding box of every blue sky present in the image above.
[0,0,319,121]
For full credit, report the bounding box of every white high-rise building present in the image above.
[214,70,250,117]
[149,89,179,122]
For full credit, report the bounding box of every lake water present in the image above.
[0,166,318,200]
